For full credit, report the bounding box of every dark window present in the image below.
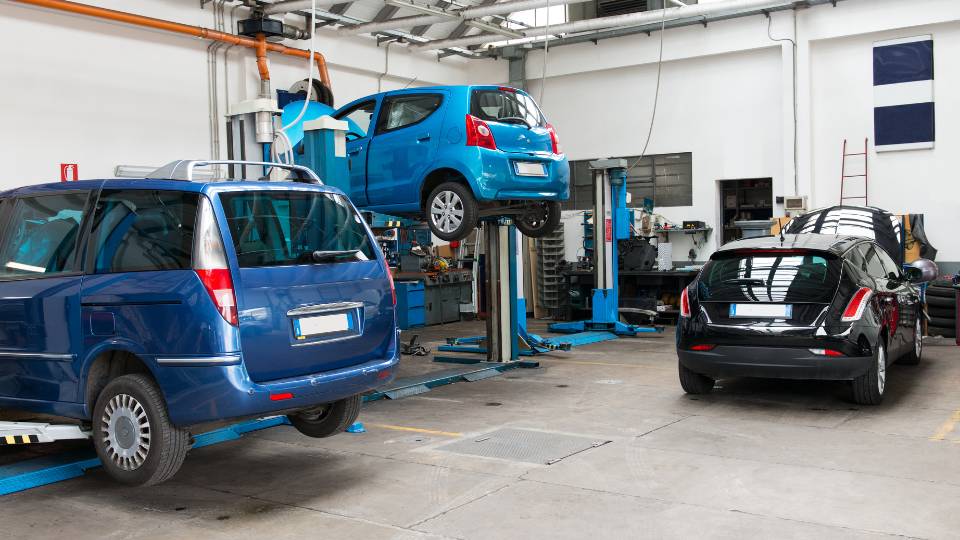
[699,251,841,303]
[88,190,198,273]
[0,192,89,278]
[335,100,376,139]
[220,191,376,268]
[377,94,443,133]
[862,245,886,278]
[874,244,902,279]
[562,152,693,211]
[470,89,545,127]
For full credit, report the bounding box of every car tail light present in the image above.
[841,287,873,322]
[194,197,238,326]
[386,266,396,306]
[546,123,561,155]
[466,115,497,150]
[809,348,845,357]
[270,392,294,401]
[498,86,517,93]
[680,287,691,318]
[690,344,716,351]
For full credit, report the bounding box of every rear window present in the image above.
[470,89,545,127]
[699,251,841,303]
[219,191,376,268]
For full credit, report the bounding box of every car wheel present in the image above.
[515,201,562,238]
[928,325,956,338]
[426,182,479,241]
[926,295,956,308]
[925,286,956,299]
[289,394,362,438]
[92,374,190,486]
[928,316,955,328]
[927,306,955,318]
[851,339,886,405]
[899,317,922,365]
[678,362,715,394]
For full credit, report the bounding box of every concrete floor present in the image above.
[3,319,960,539]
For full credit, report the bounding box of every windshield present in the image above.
[219,191,376,268]
[699,251,841,303]
[470,89,545,127]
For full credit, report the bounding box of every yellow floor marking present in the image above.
[930,410,960,441]
[366,423,462,438]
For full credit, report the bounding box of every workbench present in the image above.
[558,269,699,323]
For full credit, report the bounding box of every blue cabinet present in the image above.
[396,280,425,329]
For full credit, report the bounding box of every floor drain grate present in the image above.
[436,428,610,465]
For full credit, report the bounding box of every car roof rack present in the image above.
[146,160,322,184]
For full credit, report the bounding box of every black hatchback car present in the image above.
[676,234,934,405]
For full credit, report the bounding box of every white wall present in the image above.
[527,0,960,267]
[0,0,504,184]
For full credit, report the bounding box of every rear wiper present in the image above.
[302,250,360,263]
[722,278,767,287]
[497,116,532,129]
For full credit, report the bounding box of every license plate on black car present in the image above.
[729,304,793,319]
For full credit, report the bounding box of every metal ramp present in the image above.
[364,362,523,402]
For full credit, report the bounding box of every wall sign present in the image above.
[60,163,79,182]
[873,35,935,151]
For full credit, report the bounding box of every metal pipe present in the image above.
[262,0,338,15]
[255,33,271,81]
[11,0,332,88]
[409,0,809,50]
[340,0,592,35]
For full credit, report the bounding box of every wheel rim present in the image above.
[877,344,886,394]
[521,202,549,229]
[915,318,922,358]
[101,393,151,471]
[430,190,464,234]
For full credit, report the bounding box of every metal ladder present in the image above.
[840,138,869,206]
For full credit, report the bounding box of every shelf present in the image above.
[655,228,712,234]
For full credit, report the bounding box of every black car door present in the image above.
[861,244,903,356]
[875,245,919,353]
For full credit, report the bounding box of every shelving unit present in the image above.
[720,178,774,244]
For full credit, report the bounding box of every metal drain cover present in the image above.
[436,428,610,465]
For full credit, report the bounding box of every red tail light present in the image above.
[809,348,845,357]
[270,392,294,401]
[194,197,238,326]
[680,287,691,318]
[690,344,716,351]
[546,123,561,155]
[466,115,497,150]
[386,267,396,306]
[841,287,873,322]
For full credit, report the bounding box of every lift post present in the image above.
[549,159,662,338]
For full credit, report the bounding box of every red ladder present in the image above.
[840,138,869,206]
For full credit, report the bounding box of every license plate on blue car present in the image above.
[294,313,351,339]
[729,304,793,319]
[515,161,547,176]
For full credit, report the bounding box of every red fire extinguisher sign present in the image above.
[60,164,78,182]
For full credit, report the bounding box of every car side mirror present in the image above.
[906,258,939,284]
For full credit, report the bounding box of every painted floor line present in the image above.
[366,423,463,438]
[929,409,960,441]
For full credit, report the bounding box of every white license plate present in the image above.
[729,304,793,319]
[515,161,547,176]
[294,313,350,339]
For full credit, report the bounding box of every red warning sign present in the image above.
[60,163,79,182]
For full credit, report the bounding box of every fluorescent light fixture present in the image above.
[465,19,525,39]
[114,165,217,179]
[383,0,458,18]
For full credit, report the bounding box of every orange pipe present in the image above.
[12,0,331,89]
[255,33,270,81]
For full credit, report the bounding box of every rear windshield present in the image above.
[219,191,376,268]
[699,251,841,303]
[470,89,545,127]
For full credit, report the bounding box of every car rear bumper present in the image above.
[155,345,400,427]
[678,345,873,381]
[472,150,570,201]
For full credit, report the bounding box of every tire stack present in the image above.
[925,279,957,338]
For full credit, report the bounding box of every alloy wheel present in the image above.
[915,318,923,358]
[430,190,464,234]
[877,343,886,394]
[101,393,151,471]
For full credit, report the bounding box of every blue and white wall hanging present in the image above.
[873,35,935,152]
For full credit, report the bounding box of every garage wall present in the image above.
[0,0,505,184]
[527,0,960,269]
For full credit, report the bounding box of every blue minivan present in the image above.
[0,161,398,485]
[333,85,570,241]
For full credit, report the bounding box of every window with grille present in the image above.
[561,152,693,211]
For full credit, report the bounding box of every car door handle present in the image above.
[416,133,431,142]
[348,146,363,155]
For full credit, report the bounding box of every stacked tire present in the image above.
[926,279,957,338]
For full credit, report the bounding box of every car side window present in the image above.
[88,190,199,274]
[376,94,443,134]
[335,100,377,140]
[874,245,902,280]
[861,245,887,279]
[0,192,89,278]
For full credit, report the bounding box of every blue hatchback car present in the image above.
[333,85,570,241]
[0,161,398,485]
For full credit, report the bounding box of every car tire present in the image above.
[928,316,955,328]
[92,374,190,486]
[426,182,479,241]
[926,295,956,309]
[928,325,956,338]
[289,394,362,438]
[678,362,715,395]
[899,317,922,365]
[851,340,886,405]
[515,201,562,238]
[927,306,955,318]
[925,286,956,299]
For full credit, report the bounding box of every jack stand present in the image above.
[549,159,663,339]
